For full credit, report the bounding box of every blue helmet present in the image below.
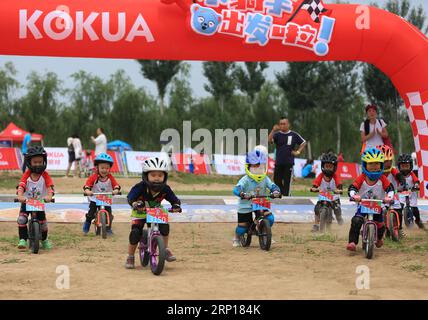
[361,148,385,181]
[245,150,268,183]
[94,153,114,167]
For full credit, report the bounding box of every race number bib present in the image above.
[319,191,334,202]
[95,194,113,207]
[360,200,382,214]
[252,198,271,211]
[26,199,45,212]
[146,207,169,224]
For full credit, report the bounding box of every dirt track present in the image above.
[0,222,427,300]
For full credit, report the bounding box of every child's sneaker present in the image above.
[375,239,384,248]
[232,239,241,247]
[82,221,91,234]
[165,248,176,262]
[346,242,356,252]
[125,255,135,269]
[311,224,319,233]
[18,239,27,249]
[106,229,114,236]
[42,239,52,250]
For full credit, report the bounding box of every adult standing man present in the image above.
[269,117,306,196]
[21,128,34,173]
[91,128,107,156]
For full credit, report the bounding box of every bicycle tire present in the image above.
[365,224,375,260]
[258,219,272,251]
[150,235,166,276]
[139,229,149,267]
[30,221,40,254]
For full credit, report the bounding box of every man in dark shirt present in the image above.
[269,117,306,196]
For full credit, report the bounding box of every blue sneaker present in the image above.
[82,221,91,234]
[106,229,114,236]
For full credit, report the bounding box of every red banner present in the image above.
[337,162,359,180]
[173,153,210,175]
[0,148,21,170]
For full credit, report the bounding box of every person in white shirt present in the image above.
[360,104,389,151]
[65,135,83,178]
[91,128,107,156]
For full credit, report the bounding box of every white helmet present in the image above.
[254,145,268,157]
[142,157,168,192]
[143,157,168,173]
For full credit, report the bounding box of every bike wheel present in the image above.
[30,221,40,254]
[319,207,329,233]
[403,207,414,229]
[365,224,375,260]
[100,212,107,239]
[150,235,166,276]
[239,227,252,247]
[388,211,400,242]
[258,219,272,251]
[139,229,149,267]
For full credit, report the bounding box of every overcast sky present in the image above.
[0,0,427,98]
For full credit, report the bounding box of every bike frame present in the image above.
[362,213,378,243]
[92,192,114,228]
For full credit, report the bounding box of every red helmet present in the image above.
[376,145,393,161]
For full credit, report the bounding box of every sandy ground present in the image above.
[0,222,427,300]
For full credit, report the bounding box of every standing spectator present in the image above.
[269,117,307,196]
[73,134,83,177]
[91,128,107,156]
[360,104,390,152]
[21,129,34,173]
[66,134,82,177]
[66,136,75,177]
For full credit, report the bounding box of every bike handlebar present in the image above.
[132,201,182,213]
[310,188,343,195]
[14,198,55,203]
[83,191,122,196]
[349,197,390,204]
[240,193,282,200]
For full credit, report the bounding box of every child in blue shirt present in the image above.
[232,150,281,247]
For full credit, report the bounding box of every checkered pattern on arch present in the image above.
[405,91,428,198]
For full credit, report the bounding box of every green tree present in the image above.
[202,62,237,114]
[0,62,20,128]
[137,60,182,116]
[234,62,268,100]
[19,71,64,146]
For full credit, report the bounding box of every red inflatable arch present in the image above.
[1,0,428,195]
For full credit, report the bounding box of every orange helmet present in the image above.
[376,145,394,161]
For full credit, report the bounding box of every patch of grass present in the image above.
[169,172,239,185]
[311,233,338,243]
[280,229,307,244]
[1,258,22,264]
[0,236,19,247]
[0,176,21,189]
[177,190,232,196]
[305,247,317,255]
[48,226,86,248]
[77,255,95,263]
[402,263,425,273]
